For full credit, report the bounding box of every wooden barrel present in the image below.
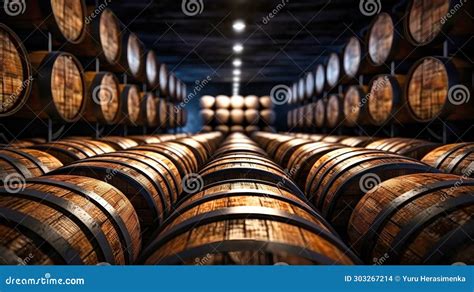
[326,53,342,88]
[343,36,363,78]
[339,137,375,147]
[230,95,244,109]
[366,138,439,159]
[305,148,439,234]
[140,180,360,265]
[31,139,115,164]
[304,104,316,128]
[367,75,411,125]
[405,0,474,46]
[138,93,158,127]
[230,109,245,124]
[65,8,121,65]
[315,64,326,94]
[200,109,214,124]
[215,109,230,124]
[273,138,314,168]
[83,71,121,124]
[99,136,139,150]
[168,74,177,101]
[230,125,244,132]
[343,85,370,127]
[314,99,326,128]
[245,109,259,125]
[405,56,473,122]
[159,63,169,96]
[0,148,63,181]
[326,94,344,128]
[305,72,315,98]
[349,173,474,264]
[298,78,306,102]
[287,110,294,128]
[1,0,87,44]
[121,32,145,80]
[166,103,176,129]
[201,126,213,132]
[259,96,273,109]
[0,175,141,265]
[174,137,209,167]
[244,95,259,109]
[0,24,32,117]
[368,12,413,66]
[200,95,215,109]
[215,95,231,109]
[245,125,260,134]
[260,109,276,125]
[53,151,182,237]
[146,50,159,88]
[127,135,162,145]
[119,84,141,126]
[155,98,167,129]
[290,83,298,104]
[215,125,230,134]
[12,51,86,122]
[421,143,474,177]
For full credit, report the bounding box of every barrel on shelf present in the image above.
[326,53,342,88]
[0,175,141,265]
[230,109,245,124]
[200,96,215,109]
[83,72,121,125]
[304,147,439,234]
[0,148,63,181]
[30,139,115,164]
[404,0,474,47]
[342,36,374,78]
[298,78,306,102]
[326,94,344,128]
[146,50,160,88]
[0,24,32,117]
[112,32,145,81]
[260,109,276,125]
[422,143,474,177]
[138,93,158,127]
[140,180,360,265]
[366,138,439,159]
[305,72,315,99]
[259,96,274,109]
[244,95,259,109]
[315,98,326,128]
[168,74,177,101]
[64,8,121,65]
[349,173,474,264]
[405,56,473,122]
[230,95,245,109]
[215,95,231,109]
[315,64,326,94]
[290,83,298,105]
[1,0,87,44]
[367,74,411,126]
[159,63,169,96]
[119,84,141,126]
[10,51,86,122]
[344,85,370,127]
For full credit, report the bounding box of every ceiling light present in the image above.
[233,69,241,76]
[233,59,242,67]
[233,43,244,53]
[233,20,246,33]
[233,76,240,82]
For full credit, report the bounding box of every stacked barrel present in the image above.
[0,132,223,265]
[0,1,187,131]
[287,0,473,131]
[140,133,360,265]
[252,131,474,265]
[200,95,276,134]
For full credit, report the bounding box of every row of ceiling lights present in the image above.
[232,20,245,96]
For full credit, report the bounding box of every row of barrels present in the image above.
[288,56,473,129]
[0,27,187,127]
[0,132,224,265]
[0,2,185,98]
[200,125,276,134]
[252,132,473,264]
[139,133,361,265]
[201,95,276,128]
[290,0,473,104]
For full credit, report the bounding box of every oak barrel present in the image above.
[200,96,215,109]
[259,96,274,109]
[305,148,439,234]
[159,63,169,96]
[315,99,326,128]
[326,53,342,88]
[0,175,141,265]
[366,138,439,159]
[83,71,121,124]
[315,64,326,94]
[244,95,259,109]
[326,94,344,128]
[99,136,139,150]
[230,95,245,109]
[349,173,474,264]
[146,50,160,88]
[422,143,474,177]
[119,84,141,126]
[344,85,370,127]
